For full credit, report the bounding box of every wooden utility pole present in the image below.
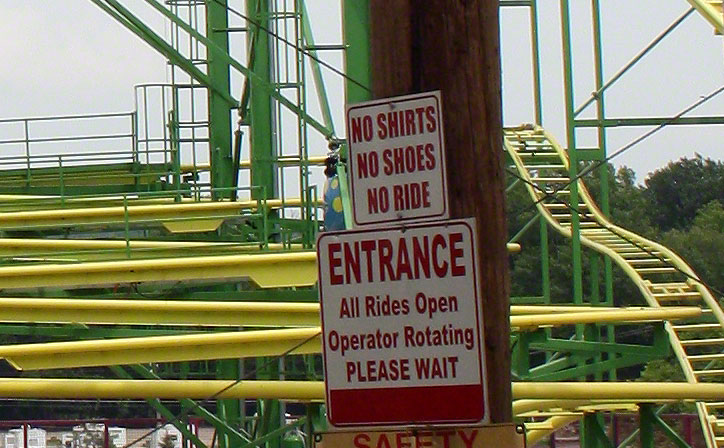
[369,0,511,423]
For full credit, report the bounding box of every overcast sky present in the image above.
[0,1,722,182]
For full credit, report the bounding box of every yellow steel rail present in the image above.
[0,298,697,328]
[0,307,699,369]
[0,239,308,262]
[511,307,700,331]
[0,328,321,370]
[0,239,518,254]
[0,379,325,400]
[514,382,724,400]
[0,243,524,288]
[0,298,320,327]
[0,379,714,407]
[505,125,724,447]
[513,399,643,416]
[524,415,580,446]
[0,251,317,289]
[687,0,724,34]
[0,377,712,445]
[0,198,318,230]
[0,378,714,400]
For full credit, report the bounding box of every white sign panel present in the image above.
[346,91,448,227]
[317,219,487,427]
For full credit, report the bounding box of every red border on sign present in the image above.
[317,219,486,427]
[328,384,485,426]
[346,92,448,227]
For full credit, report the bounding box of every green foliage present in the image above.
[663,200,724,295]
[508,156,724,384]
[638,358,686,382]
[638,359,695,412]
[644,154,724,231]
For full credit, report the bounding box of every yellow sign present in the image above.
[315,424,525,448]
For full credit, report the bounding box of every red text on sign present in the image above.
[327,233,466,285]
[352,429,479,448]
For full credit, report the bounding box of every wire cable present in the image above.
[505,166,724,300]
[211,0,372,94]
[522,84,724,212]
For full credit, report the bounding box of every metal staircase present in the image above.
[504,124,724,448]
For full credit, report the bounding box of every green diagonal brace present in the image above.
[142,0,334,140]
[645,406,692,448]
[242,417,307,448]
[301,1,335,134]
[583,413,614,448]
[527,356,576,377]
[529,338,669,356]
[89,0,238,107]
[109,366,209,448]
[529,354,660,381]
[128,364,252,445]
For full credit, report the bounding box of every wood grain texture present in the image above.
[370,0,512,423]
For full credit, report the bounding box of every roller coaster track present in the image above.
[687,0,724,34]
[504,125,724,448]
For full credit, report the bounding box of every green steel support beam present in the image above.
[589,254,603,380]
[342,0,372,106]
[526,356,576,379]
[530,0,543,124]
[615,404,671,448]
[559,0,584,335]
[529,337,670,357]
[110,366,210,448]
[90,0,238,107]
[242,417,306,448]
[247,0,276,202]
[540,215,551,308]
[512,332,531,379]
[527,324,669,380]
[583,413,614,448]
[339,0,371,229]
[207,0,235,193]
[639,404,655,448]
[529,354,661,381]
[646,406,692,448]
[575,116,724,127]
[141,0,332,139]
[306,403,327,435]
[301,2,336,134]
[509,212,541,244]
[217,358,242,448]
[245,5,280,441]
[122,365,251,444]
[256,398,281,448]
[590,0,616,380]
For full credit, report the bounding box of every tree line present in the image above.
[508,154,724,381]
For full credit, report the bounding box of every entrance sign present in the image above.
[317,219,487,427]
[346,91,448,227]
[315,424,525,448]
